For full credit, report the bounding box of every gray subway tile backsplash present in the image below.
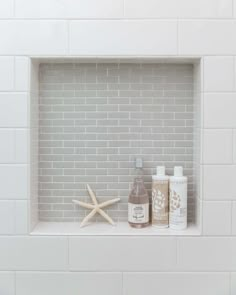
[39,62,194,223]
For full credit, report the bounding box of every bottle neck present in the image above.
[135,167,143,178]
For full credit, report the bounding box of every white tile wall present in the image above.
[0,130,15,163]
[15,200,28,234]
[0,272,15,295]
[232,202,236,235]
[204,93,236,128]
[0,21,68,55]
[69,21,178,55]
[0,237,68,270]
[202,129,233,164]
[123,272,230,295]
[15,57,29,92]
[203,165,236,200]
[0,93,28,128]
[0,1,14,18]
[125,0,232,18]
[233,130,236,163]
[0,57,14,91]
[0,129,28,164]
[0,201,15,234]
[204,57,235,92]
[203,201,232,235]
[16,272,122,295]
[177,238,236,271]
[15,0,124,19]
[178,21,236,55]
[0,165,27,199]
[231,273,236,294]
[0,200,28,235]
[69,237,176,271]
[15,129,28,163]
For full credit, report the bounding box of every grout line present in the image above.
[123,0,125,18]
[176,237,179,266]
[13,0,16,18]
[14,271,16,295]
[13,56,16,90]
[1,17,236,20]
[177,20,179,56]
[233,0,235,18]
[9,270,236,273]
[67,20,70,55]
[0,54,235,58]
[67,236,70,271]
[122,272,124,295]
[14,200,16,235]
[231,200,234,235]
[234,130,235,164]
[230,272,232,295]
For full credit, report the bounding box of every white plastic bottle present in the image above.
[169,166,187,230]
[152,166,169,228]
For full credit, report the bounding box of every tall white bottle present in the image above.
[169,166,187,230]
[152,166,169,228]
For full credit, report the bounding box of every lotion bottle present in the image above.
[152,166,169,228]
[128,158,149,228]
[169,166,187,230]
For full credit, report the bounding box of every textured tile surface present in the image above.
[69,21,177,55]
[202,129,233,164]
[0,237,68,270]
[15,0,124,18]
[203,57,234,92]
[0,272,15,295]
[177,237,236,271]
[202,201,232,235]
[203,165,236,200]
[179,21,236,55]
[123,272,230,295]
[0,21,68,55]
[38,63,195,222]
[125,0,232,18]
[69,237,177,271]
[0,57,14,91]
[16,272,122,295]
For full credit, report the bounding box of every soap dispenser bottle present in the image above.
[169,166,188,230]
[152,166,169,228]
[128,158,149,228]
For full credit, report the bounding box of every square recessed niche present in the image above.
[30,58,202,236]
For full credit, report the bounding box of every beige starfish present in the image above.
[73,184,120,227]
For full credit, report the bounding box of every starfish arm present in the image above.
[87,184,98,205]
[98,208,115,225]
[72,200,94,210]
[99,198,120,209]
[80,208,97,228]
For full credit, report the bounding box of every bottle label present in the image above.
[128,203,149,224]
[169,180,187,228]
[152,179,169,226]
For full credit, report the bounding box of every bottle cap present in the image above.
[156,166,165,176]
[135,157,143,169]
[174,166,183,177]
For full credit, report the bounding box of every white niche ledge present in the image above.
[32,222,200,236]
[29,57,203,236]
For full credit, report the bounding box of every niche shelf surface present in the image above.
[31,221,200,236]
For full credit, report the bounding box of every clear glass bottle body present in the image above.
[128,175,149,228]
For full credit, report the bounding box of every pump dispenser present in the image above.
[169,166,188,230]
[152,166,169,228]
[128,158,149,228]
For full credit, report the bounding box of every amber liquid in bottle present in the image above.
[128,158,149,228]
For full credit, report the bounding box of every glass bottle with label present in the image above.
[128,158,149,228]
